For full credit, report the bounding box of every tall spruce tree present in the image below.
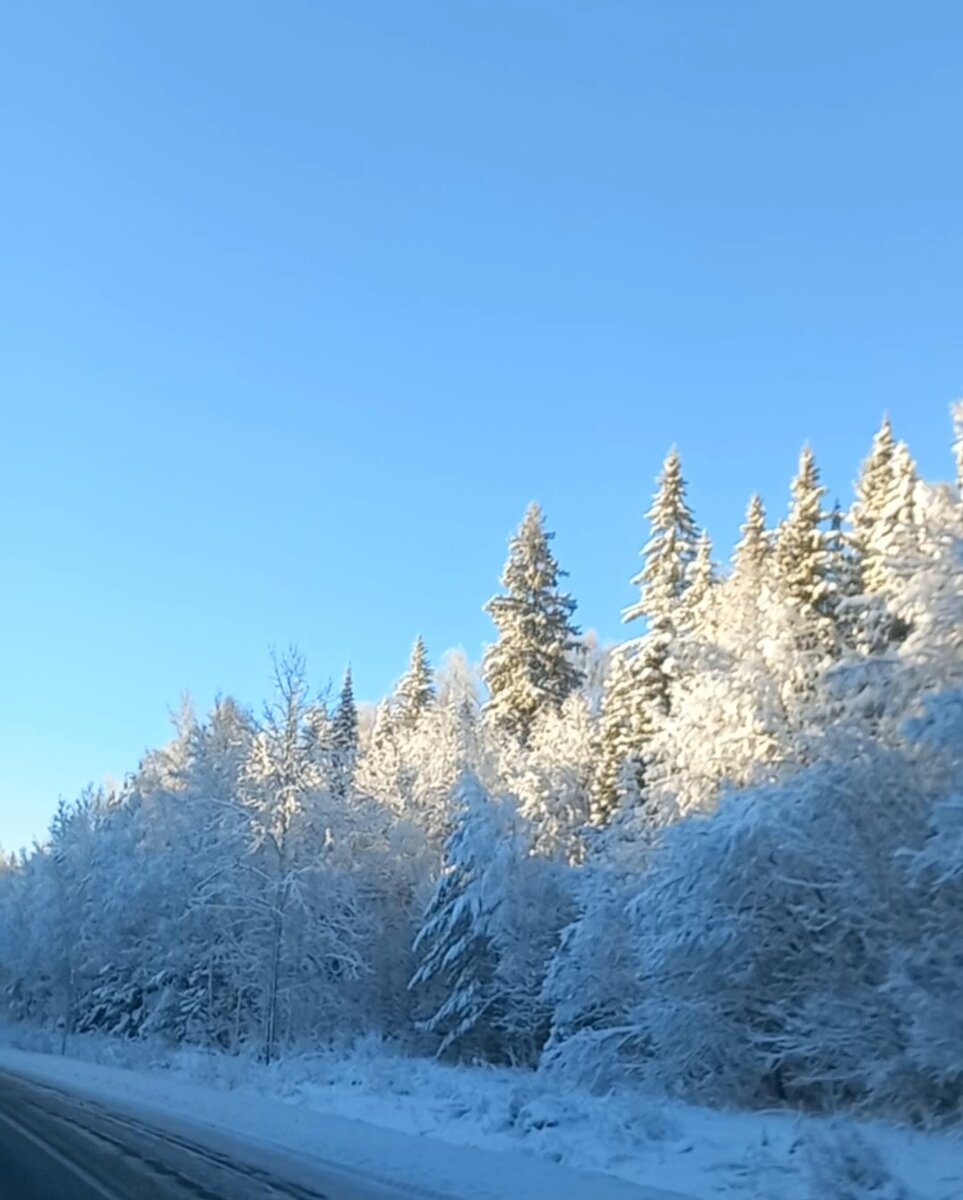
[624,448,698,627]
[774,445,833,628]
[825,500,861,641]
[623,447,699,717]
[592,450,699,825]
[733,494,770,583]
[330,667,359,798]
[395,636,435,729]
[842,420,925,651]
[483,504,583,744]
[683,530,717,624]
[883,442,920,561]
[409,773,521,1060]
[727,495,777,650]
[592,647,650,826]
[850,416,897,596]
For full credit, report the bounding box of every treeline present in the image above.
[2,408,963,1123]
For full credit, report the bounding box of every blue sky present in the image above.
[1,1,961,852]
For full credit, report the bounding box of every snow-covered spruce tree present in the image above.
[721,494,797,751]
[623,447,700,722]
[818,444,926,748]
[766,445,844,750]
[361,698,398,781]
[409,771,561,1064]
[302,691,333,770]
[774,445,834,636]
[624,447,698,629]
[639,489,805,818]
[542,858,645,1089]
[827,500,857,589]
[330,666,359,799]
[824,500,865,650]
[394,635,435,730]
[730,495,782,662]
[732,493,770,585]
[778,436,955,763]
[814,499,903,752]
[841,421,922,651]
[681,530,717,630]
[592,449,699,825]
[483,503,584,745]
[591,645,650,826]
[663,526,720,717]
[874,440,922,603]
[849,415,896,596]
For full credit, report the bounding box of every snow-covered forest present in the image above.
[3,408,963,1126]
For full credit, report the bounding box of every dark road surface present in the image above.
[0,1069,395,1200]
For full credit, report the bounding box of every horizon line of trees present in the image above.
[2,404,963,1125]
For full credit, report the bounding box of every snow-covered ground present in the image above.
[0,1028,960,1200]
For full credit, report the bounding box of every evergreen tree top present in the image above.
[486,503,575,613]
[685,530,717,612]
[395,635,435,728]
[331,666,358,751]
[885,442,919,522]
[846,418,925,598]
[733,494,769,579]
[789,444,824,507]
[483,503,583,743]
[774,444,833,620]
[872,413,895,456]
[494,502,563,585]
[852,416,897,541]
[624,447,698,625]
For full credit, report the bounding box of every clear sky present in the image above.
[1,1,961,852]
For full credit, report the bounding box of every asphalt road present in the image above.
[0,1069,386,1200]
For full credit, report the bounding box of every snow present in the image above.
[1,1032,961,1200]
[0,1039,681,1200]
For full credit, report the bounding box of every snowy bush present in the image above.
[549,746,934,1112]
